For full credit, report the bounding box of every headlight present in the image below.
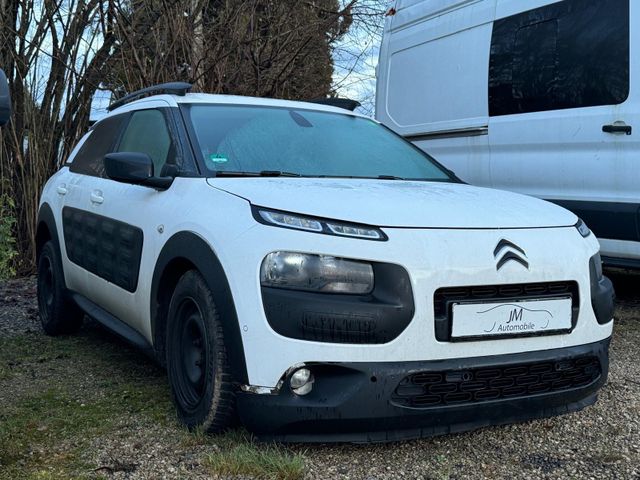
[575,218,592,238]
[254,206,386,241]
[260,252,374,294]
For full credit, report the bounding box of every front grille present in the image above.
[391,356,601,408]
[433,281,580,341]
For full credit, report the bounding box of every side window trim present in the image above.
[64,131,92,166]
[168,107,200,176]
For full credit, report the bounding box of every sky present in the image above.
[332,6,387,116]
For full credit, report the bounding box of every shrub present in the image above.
[0,194,17,279]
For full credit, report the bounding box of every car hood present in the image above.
[206,178,577,229]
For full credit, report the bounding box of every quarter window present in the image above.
[489,0,629,116]
[69,114,125,177]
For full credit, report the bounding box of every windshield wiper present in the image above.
[213,170,302,178]
[313,174,407,180]
[376,175,406,180]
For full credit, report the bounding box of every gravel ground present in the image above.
[0,273,639,479]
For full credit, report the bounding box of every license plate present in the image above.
[451,297,572,339]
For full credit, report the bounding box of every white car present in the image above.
[36,83,615,442]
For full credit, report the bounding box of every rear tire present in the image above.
[37,241,83,335]
[166,270,235,432]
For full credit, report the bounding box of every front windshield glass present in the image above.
[186,104,452,181]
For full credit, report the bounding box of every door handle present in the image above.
[56,185,68,195]
[90,190,104,204]
[603,124,632,135]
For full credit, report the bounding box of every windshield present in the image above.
[185,104,453,181]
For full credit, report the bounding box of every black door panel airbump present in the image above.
[62,207,144,292]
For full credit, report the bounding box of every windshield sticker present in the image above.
[209,154,228,163]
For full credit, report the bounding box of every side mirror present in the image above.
[104,152,174,189]
[0,69,12,127]
[104,152,154,183]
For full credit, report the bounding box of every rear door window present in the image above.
[69,114,126,177]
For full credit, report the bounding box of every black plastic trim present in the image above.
[546,199,640,242]
[36,203,61,262]
[237,337,610,443]
[150,232,248,384]
[601,255,640,270]
[306,98,361,111]
[589,255,615,325]
[405,126,488,141]
[62,207,144,293]
[71,292,154,358]
[261,262,414,344]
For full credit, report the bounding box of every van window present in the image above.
[489,0,629,116]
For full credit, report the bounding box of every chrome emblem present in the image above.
[494,239,529,270]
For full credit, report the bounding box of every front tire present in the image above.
[166,270,235,432]
[37,241,83,335]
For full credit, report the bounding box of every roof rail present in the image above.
[306,97,361,111]
[107,82,193,111]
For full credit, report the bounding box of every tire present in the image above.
[37,241,83,335]
[166,270,235,432]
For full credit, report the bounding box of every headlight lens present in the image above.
[260,252,374,294]
[575,218,592,238]
[258,210,323,233]
[255,207,386,241]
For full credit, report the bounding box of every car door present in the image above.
[58,112,129,301]
[76,103,190,337]
[488,0,640,254]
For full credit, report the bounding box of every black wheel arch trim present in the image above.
[37,203,61,257]
[151,231,248,384]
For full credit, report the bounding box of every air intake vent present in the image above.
[391,356,601,409]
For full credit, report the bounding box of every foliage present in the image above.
[0,0,358,273]
[0,193,16,279]
[206,432,306,480]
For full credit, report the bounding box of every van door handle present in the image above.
[602,124,632,135]
[90,190,104,204]
[56,184,68,195]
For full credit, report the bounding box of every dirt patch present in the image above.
[0,274,638,479]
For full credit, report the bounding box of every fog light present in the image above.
[290,368,314,396]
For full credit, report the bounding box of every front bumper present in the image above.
[237,337,611,443]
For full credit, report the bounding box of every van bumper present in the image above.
[237,337,610,443]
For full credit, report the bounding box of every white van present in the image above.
[376,0,639,269]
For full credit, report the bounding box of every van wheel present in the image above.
[166,270,235,432]
[37,241,83,335]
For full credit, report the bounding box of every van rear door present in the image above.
[488,0,640,258]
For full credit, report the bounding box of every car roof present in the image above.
[106,92,367,119]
